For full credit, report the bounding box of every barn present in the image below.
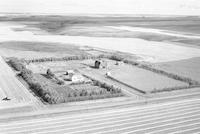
[94,60,107,69]
[94,60,101,68]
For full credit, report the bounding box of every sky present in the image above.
[0,0,200,15]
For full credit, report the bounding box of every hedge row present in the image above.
[83,74,124,95]
[53,93,123,103]
[7,58,26,71]
[151,84,200,93]
[25,55,107,63]
[93,80,123,94]
[138,64,200,86]
[24,53,127,63]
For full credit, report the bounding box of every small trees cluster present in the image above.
[93,81,122,94]
[24,54,127,64]
[26,55,105,63]
[7,58,26,71]
[46,69,64,85]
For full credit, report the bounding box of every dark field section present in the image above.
[1,15,200,34]
[1,15,200,47]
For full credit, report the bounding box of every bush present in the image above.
[8,58,26,71]
[57,79,65,85]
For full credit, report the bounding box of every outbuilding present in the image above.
[94,60,107,69]
[94,60,101,68]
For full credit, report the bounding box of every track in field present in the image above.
[0,56,43,111]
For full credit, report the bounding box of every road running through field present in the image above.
[0,56,43,110]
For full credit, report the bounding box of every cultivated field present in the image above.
[1,98,200,134]
[155,57,200,82]
[0,41,89,60]
[110,65,188,93]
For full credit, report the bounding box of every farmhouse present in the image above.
[69,74,85,82]
[66,70,75,75]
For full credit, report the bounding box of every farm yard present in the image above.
[9,58,124,104]
[25,56,200,97]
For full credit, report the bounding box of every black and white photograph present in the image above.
[0,0,200,133]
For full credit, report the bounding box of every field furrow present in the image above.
[1,98,200,134]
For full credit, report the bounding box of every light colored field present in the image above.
[0,48,72,60]
[155,57,200,82]
[1,22,200,62]
[110,64,188,92]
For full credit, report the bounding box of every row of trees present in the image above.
[24,53,127,63]
[137,64,200,86]
[25,55,106,63]
[93,80,123,94]
[46,69,65,85]
[151,84,200,93]
[7,58,26,71]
